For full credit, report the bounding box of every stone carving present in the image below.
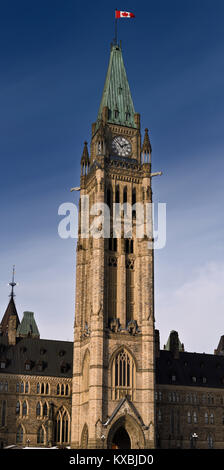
[82,322,91,338]
[109,318,121,333]
[127,320,138,336]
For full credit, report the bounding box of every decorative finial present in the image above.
[8,265,17,298]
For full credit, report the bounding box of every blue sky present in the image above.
[0,0,224,352]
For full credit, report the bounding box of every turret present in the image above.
[141,128,152,165]
[80,141,90,176]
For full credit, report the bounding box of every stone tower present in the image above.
[71,43,156,449]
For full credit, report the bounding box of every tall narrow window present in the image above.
[54,407,70,445]
[132,188,136,218]
[36,402,41,417]
[37,426,45,444]
[16,425,24,444]
[82,350,90,403]
[123,187,127,203]
[16,401,20,415]
[22,401,27,417]
[115,186,120,203]
[126,259,134,323]
[111,349,136,401]
[43,402,48,417]
[1,401,6,426]
[207,434,213,449]
[108,257,117,320]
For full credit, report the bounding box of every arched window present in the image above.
[187,411,191,423]
[25,382,29,393]
[43,402,48,417]
[210,413,214,424]
[41,383,44,394]
[46,383,49,394]
[36,402,41,417]
[193,411,197,423]
[16,401,20,415]
[65,385,69,396]
[16,425,24,444]
[16,383,20,393]
[21,382,24,393]
[54,407,70,445]
[37,426,45,444]
[22,401,27,416]
[111,348,136,401]
[37,383,40,394]
[57,384,60,395]
[205,412,209,424]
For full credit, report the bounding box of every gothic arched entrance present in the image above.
[112,427,131,449]
[107,414,145,449]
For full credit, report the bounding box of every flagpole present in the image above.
[115,9,118,44]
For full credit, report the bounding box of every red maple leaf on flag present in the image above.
[121,12,129,17]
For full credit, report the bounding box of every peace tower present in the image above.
[71,42,156,449]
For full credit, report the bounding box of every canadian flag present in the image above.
[115,10,135,18]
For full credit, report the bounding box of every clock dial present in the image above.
[111,136,132,157]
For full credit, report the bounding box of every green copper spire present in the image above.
[16,311,40,339]
[97,44,136,128]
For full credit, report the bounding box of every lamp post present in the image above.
[190,432,198,449]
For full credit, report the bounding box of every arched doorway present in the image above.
[112,427,131,449]
[107,414,145,449]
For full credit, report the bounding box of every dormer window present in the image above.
[192,376,197,383]
[125,112,130,120]
[114,109,119,119]
[0,360,6,369]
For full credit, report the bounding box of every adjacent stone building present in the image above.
[0,283,73,449]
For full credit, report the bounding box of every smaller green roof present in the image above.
[164,330,183,352]
[17,311,40,339]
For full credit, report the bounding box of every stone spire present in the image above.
[0,266,20,336]
[97,43,136,128]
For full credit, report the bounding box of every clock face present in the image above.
[111,136,132,157]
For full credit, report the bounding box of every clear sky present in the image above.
[0,0,224,352]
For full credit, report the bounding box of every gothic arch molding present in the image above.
[80,423,88,449]
[107,414,145,449]
[108,344,138,371]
